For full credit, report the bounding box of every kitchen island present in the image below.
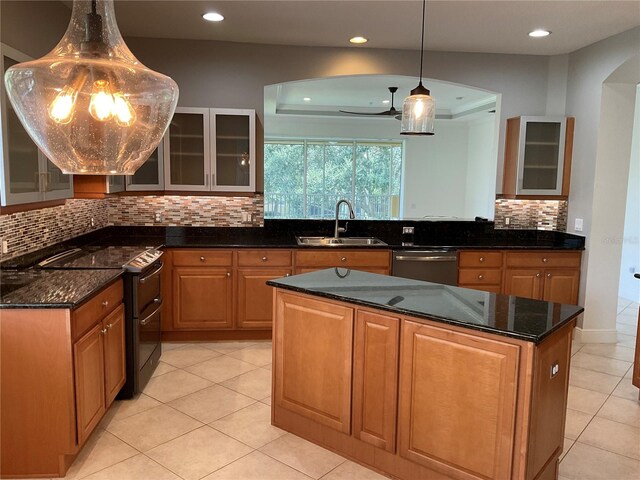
[267,269,583,480]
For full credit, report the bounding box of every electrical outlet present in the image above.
[154,212,163,222]
[505,217,511,225]
[574,218,584,232]
[1,239,8,254]
[90,217,95,227]
[402,226,414,234]
[241,212,252,223]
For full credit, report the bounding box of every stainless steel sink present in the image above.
[296,236,387,247]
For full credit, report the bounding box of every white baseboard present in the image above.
[573,327,619,344]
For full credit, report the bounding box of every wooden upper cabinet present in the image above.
[352,309,399,452]
[398,320,520,480]
[502,116,574,198]
[274,292,353,433]
[173,266,233,330]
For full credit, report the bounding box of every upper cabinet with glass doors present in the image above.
[126,144,164,191]
[0,44,73,206]
[502,116,574,198]
[164,107,255,192]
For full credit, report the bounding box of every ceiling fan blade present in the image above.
[339,110,386,116]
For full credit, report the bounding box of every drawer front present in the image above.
[73,279,123,341]
[505,252,581,268]
[459,251,503,268]
[458,268,502,285]
[295,250,390,268]
[172,249,233,267]
[237,249,292,267]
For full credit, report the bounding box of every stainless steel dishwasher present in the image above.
[391,250,459,286]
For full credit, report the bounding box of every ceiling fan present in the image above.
[339,86,402,119]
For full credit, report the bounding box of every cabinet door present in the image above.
[127,144,164,191]
[274,292,353,433]
[504,268,543,300]
[236,268,291,329]
[352,310,399,452]
[164,108,210,191]
[517,117,566,195]
[103,305,126,407]
[74,323,106,446]
[211,108,255,192]
[398,320,519,480]
[542,269,580,305]
[173,267,233,329]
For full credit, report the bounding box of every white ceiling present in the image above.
[103,0,640,55]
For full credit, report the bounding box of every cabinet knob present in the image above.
[100,328,108,335]
[478,274,484,280]
[547,273,552,278]
[536,273,541,278]
[479,257,485,262]
[341,257,347,262]
[200,256,206,262]
[226,272,231,277]
[261,256,268,262]
[101,300,109,308]
[106,323,113,329]
[285,273,291,277]
[542,257,548,263]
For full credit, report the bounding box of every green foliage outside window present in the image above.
[264,139,402,219]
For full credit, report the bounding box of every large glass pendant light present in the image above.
[3,0,179,174]
[400,0,435,136]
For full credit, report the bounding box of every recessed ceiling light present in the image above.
[303,97,312,102]
[382,100,390,104]
[203,12,224,22]
[349,36,368,44]
[456,96,464,100]
[529,29,551,38]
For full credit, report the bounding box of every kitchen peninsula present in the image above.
[268,269,584,480]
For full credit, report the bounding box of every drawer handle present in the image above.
[101,300,109,308]
[226,272,231,277]
[478,274,484,280]
[100,328,107,335]
[479,257,485,262]
[542,257,548,263]
[200,256,206,262]
[341,257,347,262]
[262,256,268,262]
[536,273,541,278]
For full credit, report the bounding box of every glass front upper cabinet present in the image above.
[1,44,73,206]
[126,144,164,191]
[211,109,256,192]
[502,115,574,198]
[515,116,567,196]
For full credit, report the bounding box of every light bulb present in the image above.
[89,80,115,122]
[113,92,136,126]
[49,86,77,124]
[413,99,424,119]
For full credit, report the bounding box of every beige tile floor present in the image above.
[40,300,640,480]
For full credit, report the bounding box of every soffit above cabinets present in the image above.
[56,0,640,55]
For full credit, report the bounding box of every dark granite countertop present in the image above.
[0,269,123,309]
[267,269,583,344]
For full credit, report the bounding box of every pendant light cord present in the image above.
[418,0,426,83]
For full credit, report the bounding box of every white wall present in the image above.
[465,116,497,219]
[618,84,640,302]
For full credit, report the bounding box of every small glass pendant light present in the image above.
[401,0,435,136]
[3,0,179,174]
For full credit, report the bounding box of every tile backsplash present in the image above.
[0,195,264,260]
[0,199,108,260]
[494,199,568,231]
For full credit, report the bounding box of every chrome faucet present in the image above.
[334,199,355,239]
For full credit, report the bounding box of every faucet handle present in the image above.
[337,227,347,233]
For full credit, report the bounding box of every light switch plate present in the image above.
[574,218,584,232]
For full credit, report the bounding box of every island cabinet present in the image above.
[163,248,292,340]
[294,249,391,275]
[503,251,581,304]
[272,288,577,480]
[0,279,124,478]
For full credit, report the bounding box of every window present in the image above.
[264,139,402,219]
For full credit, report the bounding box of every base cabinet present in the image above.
[237,268,291,329]
[272,289,576,480]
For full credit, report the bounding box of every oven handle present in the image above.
[140,302,162,326]
[139,263,164,284]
